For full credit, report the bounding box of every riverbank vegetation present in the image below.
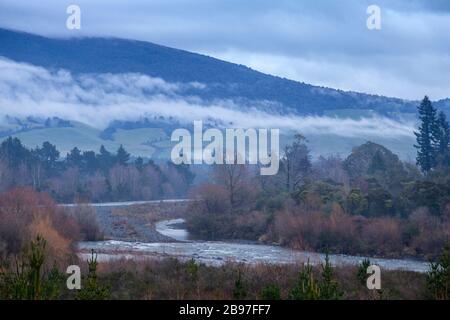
[0,187,102,263]
[186,143,449,260]
[3,228,450,300]
[5,236,450,300]
[0,240,431,300]
[186,97,450,260]
[0,186,446,300]
[0,96,449,300]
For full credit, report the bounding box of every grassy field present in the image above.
[11,122,172,158]
[9,120,416,160]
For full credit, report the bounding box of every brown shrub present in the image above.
[67,204,103,241]
[272,202,411,256]
[0,187,80,257]
[189,183,230,214]
[29,214,72,267]
[361,217,403,255]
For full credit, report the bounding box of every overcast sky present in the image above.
[1,0,449,100]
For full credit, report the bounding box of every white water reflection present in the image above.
[155,219,190,241]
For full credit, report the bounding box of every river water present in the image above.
[79,218,431,273]
[61,199,191,208]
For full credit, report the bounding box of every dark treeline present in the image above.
[415,96,450,172]
[0,139,194,202]
[187,97,450,259]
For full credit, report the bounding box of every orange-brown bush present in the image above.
[271,202,449,259]
[272,204,359,252]
[361,217,403,256]
[189,183,231,214]
[28,215,72,268]
[0,187,80,263]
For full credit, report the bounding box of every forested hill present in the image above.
[0,27,425,117]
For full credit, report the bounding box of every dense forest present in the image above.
[0,140,193,202]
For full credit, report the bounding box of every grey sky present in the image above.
[1,0,449,100]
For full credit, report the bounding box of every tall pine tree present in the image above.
[66,147,83,168]
[414,96,438,172]
[116,145,130,166]
[435,111,450,167]
[97,145,114,170]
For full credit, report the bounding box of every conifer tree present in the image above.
[233,269,247,299]
[426,244,450,300]
[261,284,281,300]
[0,236,63,300]
[319,253,342,300]
[66,147,83,168]
[356,258,371,285]
[134,156,144,171]
[186,259,200,298]
[414,96,438,172]
[289,260,320,300]
[435,111,450,167]
[77,250,110,300]
[116,145,130,166]
[97,145,114,171]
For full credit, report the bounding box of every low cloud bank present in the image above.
[0,58,415,138]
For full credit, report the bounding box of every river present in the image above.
[60,199,191,208]
[79,217,431,273]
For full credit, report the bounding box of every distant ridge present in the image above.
[0,27,434,117]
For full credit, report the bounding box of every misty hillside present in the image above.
[0,28,424,117]
[0,28,447,160]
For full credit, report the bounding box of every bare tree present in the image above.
[313,155,349,187]
[213,164,253,213]
[281,134,311,192]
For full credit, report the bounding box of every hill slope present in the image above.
[0,28,420,117]
[1,28,447,160]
